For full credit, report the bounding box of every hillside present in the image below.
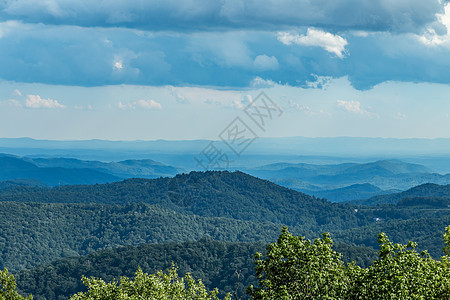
[0,171,367,230]
[299,183,398,203]
[246,159,450,193]
[333,215,450,259]
[0,201,290,272]
[29,157,180,178]
[0,155,120,186]
[0,179,46,190]
[349,183,450,205]
[14,239,377,300]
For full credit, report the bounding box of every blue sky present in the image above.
[1,0,450,140]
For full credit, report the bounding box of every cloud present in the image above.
[337,100,373,117]
[2,10,450,90]
[12,89,22,97]
[416,3,450,47]
[74,105,93,110]
[0,99,22,108]
[113,59,123,70]
[0,20,23,38]
[304,75,332,89]
[0,0,444,33]
[278,29,348,58]
[250,77,277,88]
[253,55,279,71]
[25,95,65,108]
[118,99,162,110]
[395,112,407,120]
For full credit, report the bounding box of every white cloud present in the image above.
[253,54,279,71]
[417,3,450,46]
[395,112,407,120]
[278,28,348,58]
[113,59,123,70]
[0,99,23,108]
[25,94,65,108]
[0,20,23,39]
[250,77,277,88]
[305,75,332,89]
[118,99,162,110]
[337,100,374,117]
[289,100,311,112]
[288,100,331,116]
[12,89,22,97]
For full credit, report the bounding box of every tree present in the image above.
[347,232,450,299]
[248,227,450,300]
[70,265,231,300]
[444,225,450,256]
[247,227,348,299]
[0,268,32,300]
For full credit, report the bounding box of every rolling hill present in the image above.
[0,154,180,186]
[349,183,450,205]
[0,170,368,230]
[0,155,120,186]
[14,239,377,300]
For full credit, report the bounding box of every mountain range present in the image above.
[0,154,179,186]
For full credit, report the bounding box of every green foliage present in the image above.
[0,269,32,300]
[248,227,348,299]
[0,171,372,230]
[70,266,230,300]
[0,202,286,272]
[444,226,450,256]
[15,239,376,300]
[248,228,450,300]
[347,233,450,299]
[333,215,450,258]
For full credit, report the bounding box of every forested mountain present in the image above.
[0,201,290,272]
[349,183,450,205]
[1,171,448,272]
[246,159,450,195]
[334,215,450,258]
[0,171,369,230]
[0,154,180,186]
[0,179,45,190]
[299,183,398,203]
[14,239,377,300]
[29,157,180,179]
[1,169,448,300]
[0,155,120,186]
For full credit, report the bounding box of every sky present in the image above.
[1,0,450,140]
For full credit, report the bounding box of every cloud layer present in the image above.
[0,0,444,33]
[0,1,450,90]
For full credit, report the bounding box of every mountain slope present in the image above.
[350,183,450,205]
[29,157,180,178]
[0,170,366,230]
[0,201,288,272]
[14,239,377,300]
[0,155,120,186]
[246,159,448,191]
[299,183,399,202]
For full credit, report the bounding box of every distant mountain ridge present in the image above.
[246,159,450,200]
[0,155,120,186]
[299,183,399,203]
[349,183,450,205]
[0,154,179,186]
[29,157,180,178]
